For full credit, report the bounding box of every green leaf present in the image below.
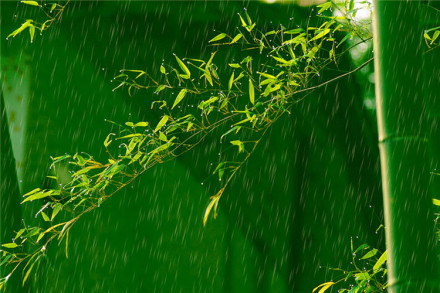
[310,29,330,42]
[230,33,243,44]
[373,250,387,272]
[174,55,191,78]
[23,263,35,285]
[21,1,40,6]
[249,79,255,105]
[203,195,221,226]
[29,24,35,42]
[154,115,169,133]
[172,89,188,109]
[41,211,50,221]
[317,2,332,14]
[15,228,25,239]
[134,122,148,127]
[209,33,226,43]
[312,282,334,293]
[2,243,19,249]
[228,72,235,91]
[229,63,240,69]
[7,20,32,39]
[361,248,378,260]
[159,132,167,142]
[51,203,62,221]
[231,140,244,153]
[22,190,53,203]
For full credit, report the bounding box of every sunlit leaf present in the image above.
[174,55,191,78]
[312,282,334,293]
[209,33,226,43]
[203,195,221,226]
[249,79,255,105]
[21,1,40,6]
[361,248,378,260]
[310,29,330,42]
[2,243,19,249]
[172,89,187,109]
[228,72,235,91]
[230,33,243,44]
[154,115,169,133]
[373,250,387,272]
[51,203,62,221]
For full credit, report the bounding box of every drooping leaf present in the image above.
[154,115,169,133]
[228,72,235,91]
[312,282,334,293]
[174,55,191,78]
[2,243,19,249]
[21,1,40,6]
[172,89,187,109]
[230,33,243,44]
[209,33,226,43]
[249,79,255,105]
[361,248,378,260]
[373,250,387,272]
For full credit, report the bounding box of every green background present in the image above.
[1,1,385,292]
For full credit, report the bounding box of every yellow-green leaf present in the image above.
[312,282,334,293]
[23,263,34,286]
[174,55,190,78]
[41,211,50,221]
[209,33,226,43]
[51,203,62,221]
[361,248,378,260]
[154,115,169,133]
[2,243,19,249]
[249,79,255,105]
[159,132,167,141]
[29,24,35,42]
[172,89,187,109]
[228,72,235,91]
[230,33,243,44]
[433,198,440,206]
[373,250,387,272]
[310,28,330,42]
[203,195,221,226]
[21,1,40,6]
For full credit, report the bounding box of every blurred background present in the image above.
[1,1,383,292]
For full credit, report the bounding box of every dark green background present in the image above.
[1,1,385,292]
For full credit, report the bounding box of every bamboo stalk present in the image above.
[372,1,439,292]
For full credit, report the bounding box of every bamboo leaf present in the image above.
[174,55,191,78]
[172,89,187,109]
[21,1,40,6]
[41,212,50,221]
[230,33,243,44]
[23,263,35,286]
[51,203,62,221]
[2,243,19,249]
[249,79,255,105]
[310,29,330,42]
[7,20,32,39]
[361,248,378,260]
[209,33,226,43]
[203,196,220,226]
[22,190,52,203]
[228,72,235,91]
[154,115,169,133]
[312,282,334,293]
[373,250,387,272]
[29,24,35,42]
